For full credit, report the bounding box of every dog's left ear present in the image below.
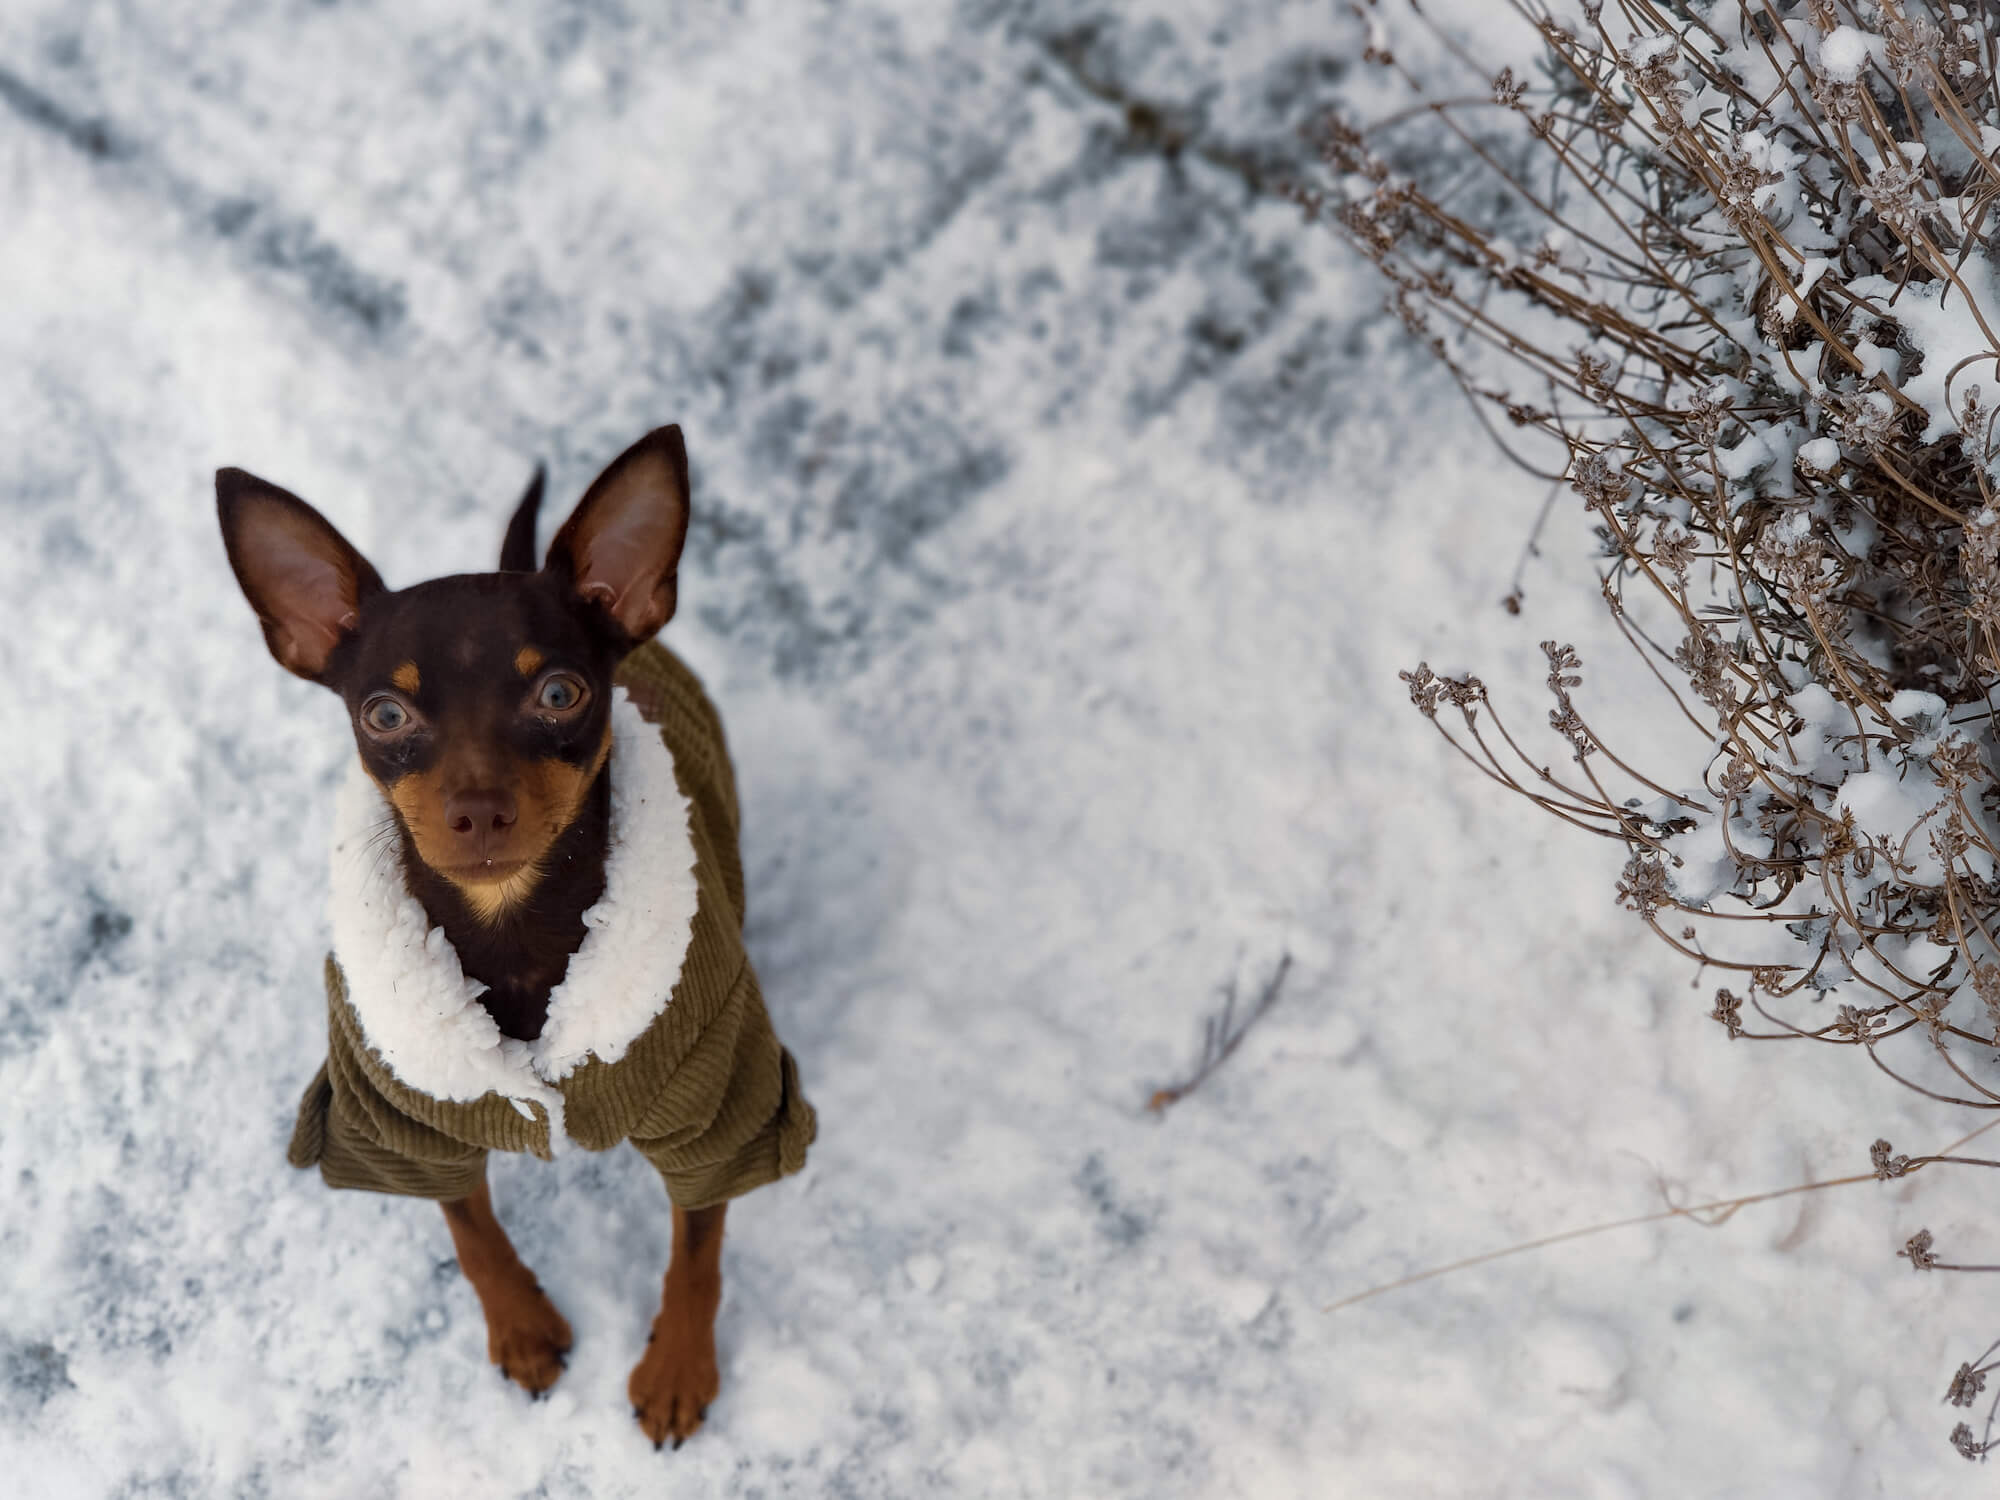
[546,425,691,646]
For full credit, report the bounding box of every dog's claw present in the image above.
[629,1312,718,1450]
[483,1291,572,1397]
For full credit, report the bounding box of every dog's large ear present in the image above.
[215,469,384,682]
[546,425,690,646]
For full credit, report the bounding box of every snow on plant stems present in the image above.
[1304,0,2000,1459]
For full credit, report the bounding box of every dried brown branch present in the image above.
[1147,953,1293,1113]
[1324,1120,2000,1316]
[1321,0,2000,1113]
[1314,2,2000,1458]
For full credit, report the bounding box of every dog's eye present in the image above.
[362,697,409,734]
[537,675,585,712]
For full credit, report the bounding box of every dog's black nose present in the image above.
[445,788,518,847]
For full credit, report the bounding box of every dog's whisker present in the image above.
[361,814,407,887]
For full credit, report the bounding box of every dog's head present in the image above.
[216,426,690,919]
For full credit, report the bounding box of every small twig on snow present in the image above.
[1148,952,1293,1113]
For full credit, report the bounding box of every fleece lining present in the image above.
[327,689,702,1144]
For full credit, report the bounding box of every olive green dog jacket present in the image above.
[287,643,815,1208]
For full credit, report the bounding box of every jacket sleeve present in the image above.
[286,957,490,1202]
[627,959,816,1209]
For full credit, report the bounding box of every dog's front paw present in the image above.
[628,1327,719,1449]
[485,1281,573,1396]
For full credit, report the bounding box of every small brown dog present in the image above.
[217,426,815,1448]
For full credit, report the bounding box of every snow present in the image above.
[1888,690,1952,755]
[1663,813,1737,906]
[1850,252,2000,444]
[1628,33,1680,68]
[1776,254,1832,323]
[1818,25,1874,84]
[1,1,1996,1496]
[1838,767,1952,885]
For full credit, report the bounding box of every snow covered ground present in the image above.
[4,1,1998,1494]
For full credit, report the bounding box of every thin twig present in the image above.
[1325,1117,2000,1314]
[1148,953,1294,1112]
[1502,480,1563,614]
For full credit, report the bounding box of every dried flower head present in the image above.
[1715,140,1785,225]
[1569,451,1628,510]
[1714,755,1754,798]
[1835,391,1897,453]
[1440,672,1485,709]
[1883,15,1943,86]
[1615,852,1671,918]
[1543,641,1582,696]
[1960,385,1989,458]
[1974,963,2000,1040]
[1835,1005,1885,1043]
[1310,114,1372,176]
[1620,34,1689,112]
[1575,350,1614,401]
[1912,994,1950,1042]
[1902,1229,1940,1271]
[1674,626,1732,710]
[1682,387,1729,446]
[1811,75,1865,122]
[1711,988,1745,1038]
[1862,157,1933,240]
[1400,662,1442,719]
[1871,1139,1913,1179]
[1655,522,1696,580]
[1948,1362,1989,1409]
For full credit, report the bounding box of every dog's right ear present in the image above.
[215,469,384,682]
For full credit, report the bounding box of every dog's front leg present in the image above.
[441,1176,573,1395]
[629,1201,726,1449]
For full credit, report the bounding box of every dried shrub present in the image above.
[1305,0,2000,1456]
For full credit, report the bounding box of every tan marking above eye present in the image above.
[391,661,421,695]
[514,646,545,677]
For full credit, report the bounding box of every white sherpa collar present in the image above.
[327,689,700,1125]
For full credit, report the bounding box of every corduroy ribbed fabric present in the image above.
[286,641,815,1208]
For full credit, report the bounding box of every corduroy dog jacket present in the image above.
[286,642,815,1208]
